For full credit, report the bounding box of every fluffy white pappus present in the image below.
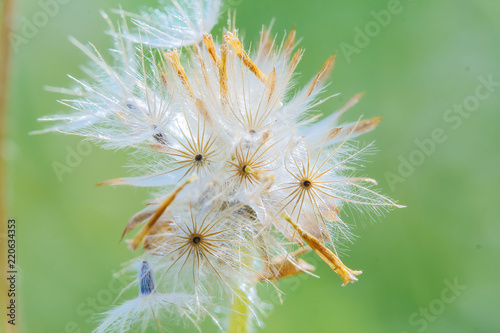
[94,261,211,333]
[114,0,222,49]
[140,199,276,292]
[117,195,278,329]
[100,116,226,188]
[36,40,184,150]
[82,27,313,192]
[266,133,402,246]
[34,14,137,136]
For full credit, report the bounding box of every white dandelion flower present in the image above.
[39,1,404,331]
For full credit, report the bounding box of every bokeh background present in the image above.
[4,0,500,332]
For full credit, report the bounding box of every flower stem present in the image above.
[228,287,251,333]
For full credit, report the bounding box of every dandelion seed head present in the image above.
[38,0,404,331]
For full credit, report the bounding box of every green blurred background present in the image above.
[4,0,500,332]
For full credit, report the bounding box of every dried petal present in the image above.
[258,247,315,281]
[128,174,197,250]
[281,212,362,286]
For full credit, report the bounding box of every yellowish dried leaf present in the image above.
[258,246,315,281]
[128,174,197,250]
[281,212,362,286]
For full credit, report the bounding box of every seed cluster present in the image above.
[38,0,403,331]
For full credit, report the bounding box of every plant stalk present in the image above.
[1,0,16,332]
[228,286,251,333]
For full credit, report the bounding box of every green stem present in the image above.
[1,1,16,333]
[228,287,251,333]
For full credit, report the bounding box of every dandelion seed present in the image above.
[139,260,155,295]
[94,261,204,333]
